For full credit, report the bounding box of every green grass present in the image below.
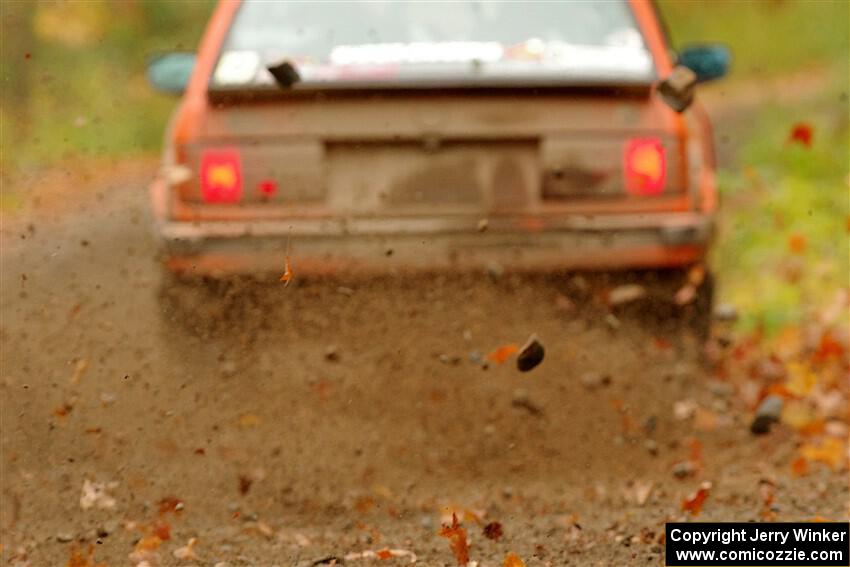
[1,1,215,177]
[712,86,849,332]
[657,0,849,80]
[656,0,849,332]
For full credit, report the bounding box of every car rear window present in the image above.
[212,0,654,89]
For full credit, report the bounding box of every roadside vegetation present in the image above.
[657,0,849,332]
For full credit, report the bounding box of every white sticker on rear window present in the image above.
[213,50,260,85]
[329,42,504,66]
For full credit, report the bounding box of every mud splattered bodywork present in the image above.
[150,0,718,277]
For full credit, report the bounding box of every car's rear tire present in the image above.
[601,267,714,346]
[686,270,715,344]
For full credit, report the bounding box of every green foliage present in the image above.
[657,0,849,332]
[657,0,850,79]
[1,1,215,176]
[712,88,849,332]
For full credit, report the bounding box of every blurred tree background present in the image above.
[0,0,847,331]
[1,0,214,179]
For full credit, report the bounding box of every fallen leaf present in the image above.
[440,505,484,525]
[80,479,116,510]
[280,230,294,285]
[788,122,813,147]
[152,518,171,541]
[687,438,703,473]
[813,331,844,363]
[503,552,526,567]
[129,535,162,565]
[237,413,261,428]
[66,544,107,567]
[239,474,253,495]
[343,549,417,563]
[633,481,653,506]
[487,344,518,365]
[791,456,809,477]
[158,496,184,515]
[785,362,817,397]
[694,407,719,432]
[70,358,89,385]
[483,521,503,541]
[279,255,293,285]
[439,513,470,566]
[53,401,74,420]
[759,479,777,519]
[173,538,199,561]
[681,483,711,516]
[134,536,162,552]
[800,438,845,471]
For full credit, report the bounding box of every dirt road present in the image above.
[1,162,847,567]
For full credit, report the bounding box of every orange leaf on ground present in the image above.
[503,552,527,567]
[487,344,518,365]
[791,456,809,477]
[152,518,171,541]
[759,479,776,520]
[134,535,162,552]
[813,331,845,363]
[66,544,107,567]
[682,484,710,516]
[439,513,470,566]
[688,438,703,470]
[158,496,184,515]
[800,438,845,471]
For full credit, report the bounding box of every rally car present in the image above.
[148,0,728,329]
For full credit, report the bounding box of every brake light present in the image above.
[623,138,666,196]
[200,148,242,203]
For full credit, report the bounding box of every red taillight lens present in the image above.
[200,148,242,203]
[623,138,666,196]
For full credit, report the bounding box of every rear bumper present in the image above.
[158,212,713,277]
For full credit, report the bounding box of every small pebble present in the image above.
[581,372,611,390]
[517,335,545,372]
[672,461,696,479]
[324,346,340,362]
[486,261,504,280]
[751,395,783,435]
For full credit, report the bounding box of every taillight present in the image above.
[623,138,666,196]
[200,148,243,203]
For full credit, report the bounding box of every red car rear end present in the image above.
[149,0,723,279]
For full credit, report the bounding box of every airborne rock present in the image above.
[517,335,544,372]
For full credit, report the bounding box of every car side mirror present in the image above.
[147,52,196,95]
[678,44,730,83]
[657,65,697,113]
